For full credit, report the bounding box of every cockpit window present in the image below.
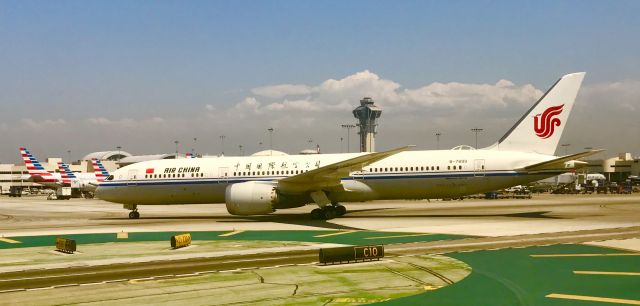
[106,175,114,181]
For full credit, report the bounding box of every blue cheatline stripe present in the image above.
[98,170,527,187]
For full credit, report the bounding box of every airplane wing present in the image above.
[277,145,414,192]
[522,150,604,173]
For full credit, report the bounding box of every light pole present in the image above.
[219,135,226,155]
[67,150,71,163]
[174,140,179,155]
[435,132,442,150]
[192,137,197,156]
[116,146,122,163]
[340,137,344,153]
[561,143,571,155]
[268,128,274,155]
[471,128,483,149]
[341,124,356,153]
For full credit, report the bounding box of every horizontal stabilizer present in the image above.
[523,150,604,173]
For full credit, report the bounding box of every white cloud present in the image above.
[85,117,167,129]
[579,80,640,112]
[231,70,543,117]
[21,118,67,130]
[251,84,313,98]
[86,117,112,125]
[234,97,261,112]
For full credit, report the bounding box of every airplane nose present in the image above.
[94,186,108,200]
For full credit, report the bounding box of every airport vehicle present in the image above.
[49,186,72,200]
[20,148,110,196]
[97,72,599,220]
[8,186,23,197]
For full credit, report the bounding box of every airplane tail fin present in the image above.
[19,147,50,176]
[57,162,77,184]
[488,72,585,155]
[91,158,110,181]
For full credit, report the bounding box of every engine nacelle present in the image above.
[225,181,277,215]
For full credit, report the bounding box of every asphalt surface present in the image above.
[1,193,640,303]
[1,226,638,292]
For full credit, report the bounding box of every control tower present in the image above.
[352,97,382,152]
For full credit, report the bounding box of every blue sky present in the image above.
[1,1,639,162]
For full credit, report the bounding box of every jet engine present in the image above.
[225,181,278,215]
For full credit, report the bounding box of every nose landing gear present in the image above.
[124,204,140,219]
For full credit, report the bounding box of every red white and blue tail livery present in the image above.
[91,159,110,182]
[20,147,59,185]
[57,162,77,185]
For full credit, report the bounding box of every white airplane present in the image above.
[97,72,600,220]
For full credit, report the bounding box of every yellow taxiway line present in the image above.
[314,230,361,238]
[364,233,434,240]
[574,270,640,276]
[531,253,640,258]
[0,237,20,244]
[547,293,640,305]
[219,230,245,237]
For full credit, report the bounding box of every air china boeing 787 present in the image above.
[97,72,599,220]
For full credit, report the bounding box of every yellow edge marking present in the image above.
[574,271,640,276]
[314,230,360,238]
[547,293,640,305]
[219,230,245,237]
[531,253,640,258]
[364,233,434,240]
[0,237,21,244]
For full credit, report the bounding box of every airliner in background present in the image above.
[97,72,600,220]
[20,147,110,196]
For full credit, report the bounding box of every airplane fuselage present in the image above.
[96,149,559,206]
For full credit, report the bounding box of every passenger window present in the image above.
[459,165,462,170]
[437,166,440,170]
[482,165,485,169]
[447,166,450,170]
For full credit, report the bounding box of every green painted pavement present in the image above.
[379,244,640,305]
[0,230,464,249]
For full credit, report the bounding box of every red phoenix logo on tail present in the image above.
[533,104,564,139]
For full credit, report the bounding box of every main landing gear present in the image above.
[310,203,347,220]
[125,204,140,219]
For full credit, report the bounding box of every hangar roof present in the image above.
[117,154,176,166]
[82,151,132,161]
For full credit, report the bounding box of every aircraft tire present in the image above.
[129,211,140,219]
[335,205,347,216]
[323,206,336,220]
[310,208,324,220]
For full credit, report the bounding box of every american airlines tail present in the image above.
[488,72,586,156]
[19,147,51,177]
[57,162,77,184]
[91,158,110,182]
